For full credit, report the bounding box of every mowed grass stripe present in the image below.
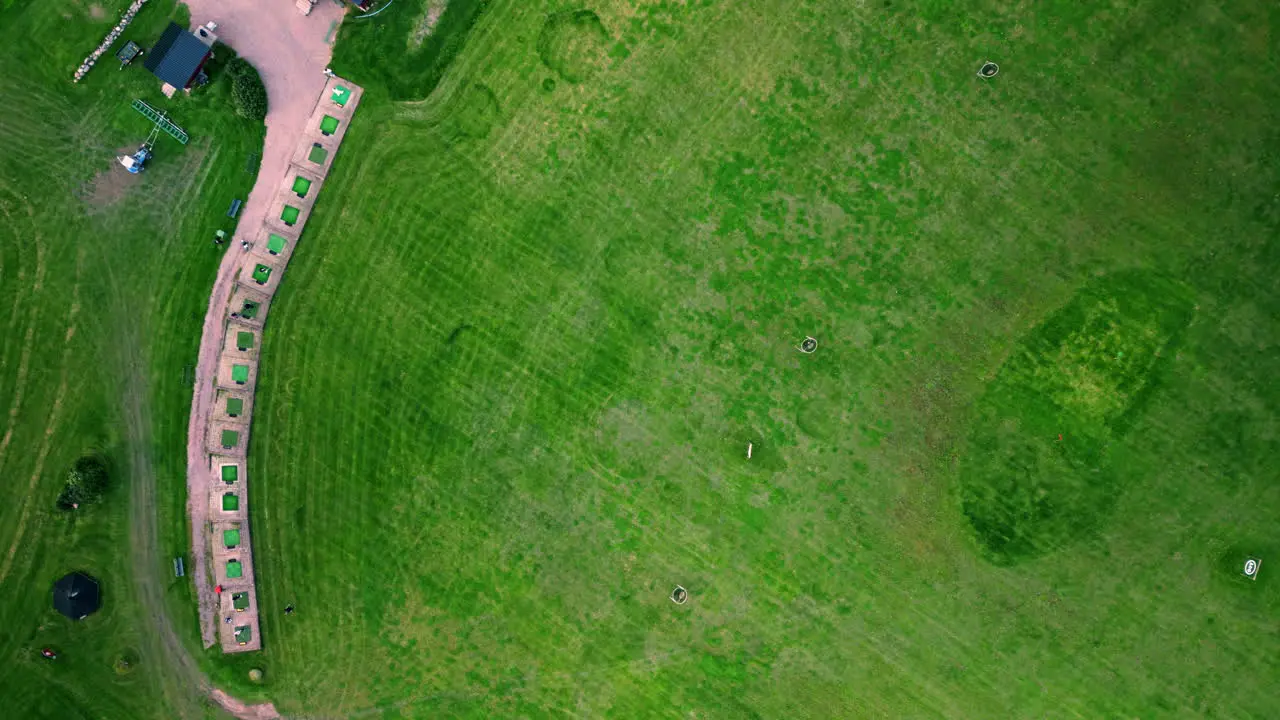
[254,114,1018,707]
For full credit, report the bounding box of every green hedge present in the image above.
[227,56,267,122]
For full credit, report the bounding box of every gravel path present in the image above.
[181,0,345,651]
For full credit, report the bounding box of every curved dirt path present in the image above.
[181,0,344,651]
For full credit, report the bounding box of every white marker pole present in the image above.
[747,443,753,459]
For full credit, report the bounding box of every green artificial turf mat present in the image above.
[236,331,254,350]
[332,85,351,106]
[252,265,272,284]
[232,364,250,383]
[292,176,312,197]
[319,115,340,135]
[223,529,241,548]
[220,465,237,483]
[241,301,260,319]
[220,430,239,448]
[307,144,328,164]
[222,493,239,511]
[267,234,287,255]
[281,206,300,225]
[235,626,251,644]
[226,560,242,579]
[233,593,249,610]
[226,397,244,416]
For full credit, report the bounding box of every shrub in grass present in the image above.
[225,57,248,77]
[114,650,139,675]
[56,455,110,510]
[227,58,267,122]
[248,668,264,683]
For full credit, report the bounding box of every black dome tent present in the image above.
[52,572,100,620]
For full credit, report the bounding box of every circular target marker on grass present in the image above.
[799,336,818,354]
[978,61,999,79]
[1243,557,1261,580]
[670,585,688,604]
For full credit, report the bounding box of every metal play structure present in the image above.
[117,99,189,174]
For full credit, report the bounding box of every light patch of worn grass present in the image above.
[408,0,448,50]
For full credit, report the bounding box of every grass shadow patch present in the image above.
[537,9,611,83]
[796,394,841,441]
[449,83,501,139]
[959,271,1195,564]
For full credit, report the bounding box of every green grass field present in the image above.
[239,0,1280,716]
[2,0,1280,718]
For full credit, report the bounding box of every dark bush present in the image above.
[57,455,110,510]
[228,59,267,122]
[225,57,251,78]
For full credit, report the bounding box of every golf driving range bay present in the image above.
[1,0,1279,718]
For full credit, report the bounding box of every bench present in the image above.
[227,199,243,218]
